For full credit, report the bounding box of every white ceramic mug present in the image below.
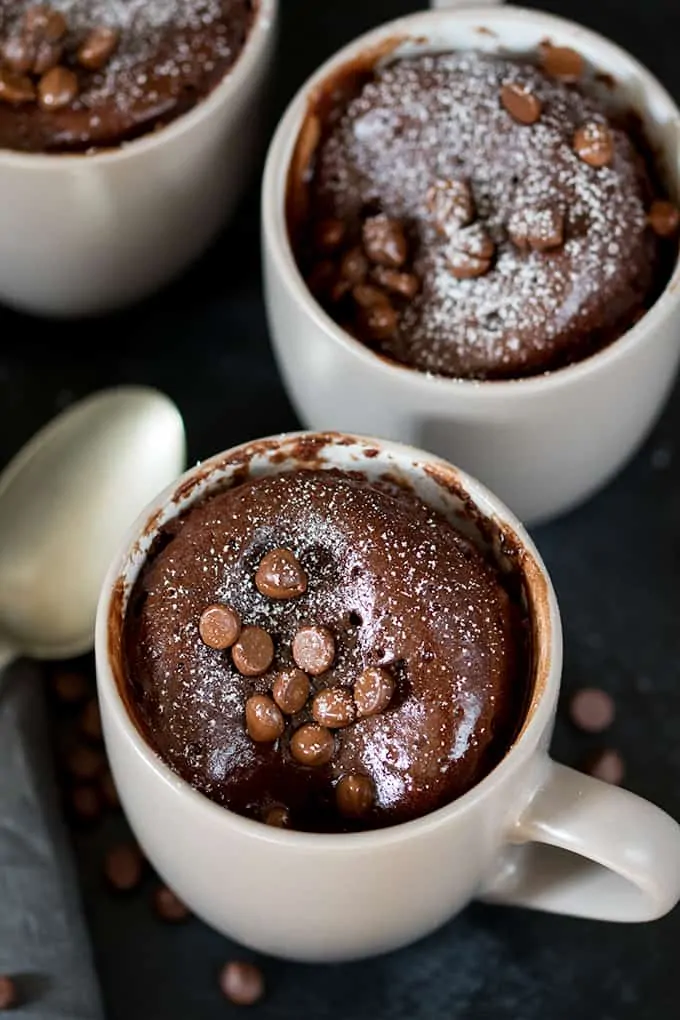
[0,0,276,318]
[262,1,680,525]
[95,431,680,963]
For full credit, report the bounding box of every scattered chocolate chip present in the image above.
[353,667,395,718]
[153,885,190,922]
[66,744,105,782]
[104,842,144,892]
[339,245,369,284]
[336,773,375,817]
[100,770,120,810]
[371,266,420,299]
[426,178,475,233]
[232,626,275,676]
[508,207,565,252]
[255,547,307,599]
[219,961,265,1007]
[272,668,310,715]
[80,698,102,742]
[569,687,615,733]
[290,723,335,766]
[38,65,78,111]
[362,214,408,268]
[77,26,119,71]
[24,6,67,41]
[582,748,625,785]
[358,301,399,340]
[312,687,355,729]
[292,625,335,675]
[574,121,614,167]
[540,43,584,83]
[245,694,284,743]
[0,976,17,1011]
[0,68,35,104]
[2,36,35,75]
[307,258,336,299]
[648,199,680,238]
[501,82,542,125]
[51,669,90,704]
[313,217,346,253]
[33,38,63,75]
[70,783,102,823]
[352,283,389,309]
[199,603,242,650]
[263,804,291,828]
[446,224,495,279]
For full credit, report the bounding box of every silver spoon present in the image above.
[0,386,185,670]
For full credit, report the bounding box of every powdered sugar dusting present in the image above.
[125,470,527,830]
[313,52,658,379]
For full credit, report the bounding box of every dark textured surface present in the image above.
[0,1,679,1017]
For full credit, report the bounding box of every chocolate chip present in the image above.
[336,773,375,817]
[540,43,584,83]
[100,770,120,810]
[245,694,284,743]
[426,178,475,233]
[290,723,335,766]
[574,122,614,167]
[24,6,67,42]
[219,961,265,1007]
[272,668,310,715]
[0,68,35,104]
[104,842,144,892]
[352,283,389,309]
[70,784,102,823]
[255,547,307,599]
[34,38,63,74]
[51,669,89,703]
[153,885,190,922]
[582,748,625,785]
[38,66,78,111]
[508,207,565,252]
[446,224,495,279]
[263,804,291,828]
[360,301,399,340]
[371,266,420,299]
[80,698,102,742]
[292,625,335,675]
[339,245,369,284]
[77,26,119,71]
[0,976,18,1011]
[313,217,346,254]
[648,199,680,238]
[307,258,336,299]
[569,687,615,733]
[353,667,395,718]
[501,82,542,125]
[362,214,408,268]
[2,36,35,74]
[232,626,275,676]
[312,687,355,728]
[199,603,242,650]
[66,744,105,782]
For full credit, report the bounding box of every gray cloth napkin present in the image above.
[0,661,104,1020]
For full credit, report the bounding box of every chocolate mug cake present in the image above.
[123,468,531,833]
[289,45,678,380]
[0,1,255,152]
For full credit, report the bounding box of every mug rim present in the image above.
[261,3,680,399]
[0,0,277,169]
[95,430,563,851]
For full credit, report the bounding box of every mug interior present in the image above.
[267,4,680,393]
[100,431,559,841]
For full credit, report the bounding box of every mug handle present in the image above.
[429,1,505,8]
[481,760,680,921]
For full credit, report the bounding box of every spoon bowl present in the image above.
[0,386,185,667]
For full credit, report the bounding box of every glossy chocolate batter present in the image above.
[124,469,530,832]
[0,1,254,153]
[292,50,674,380]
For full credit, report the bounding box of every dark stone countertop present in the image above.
[1,2,679,1017]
